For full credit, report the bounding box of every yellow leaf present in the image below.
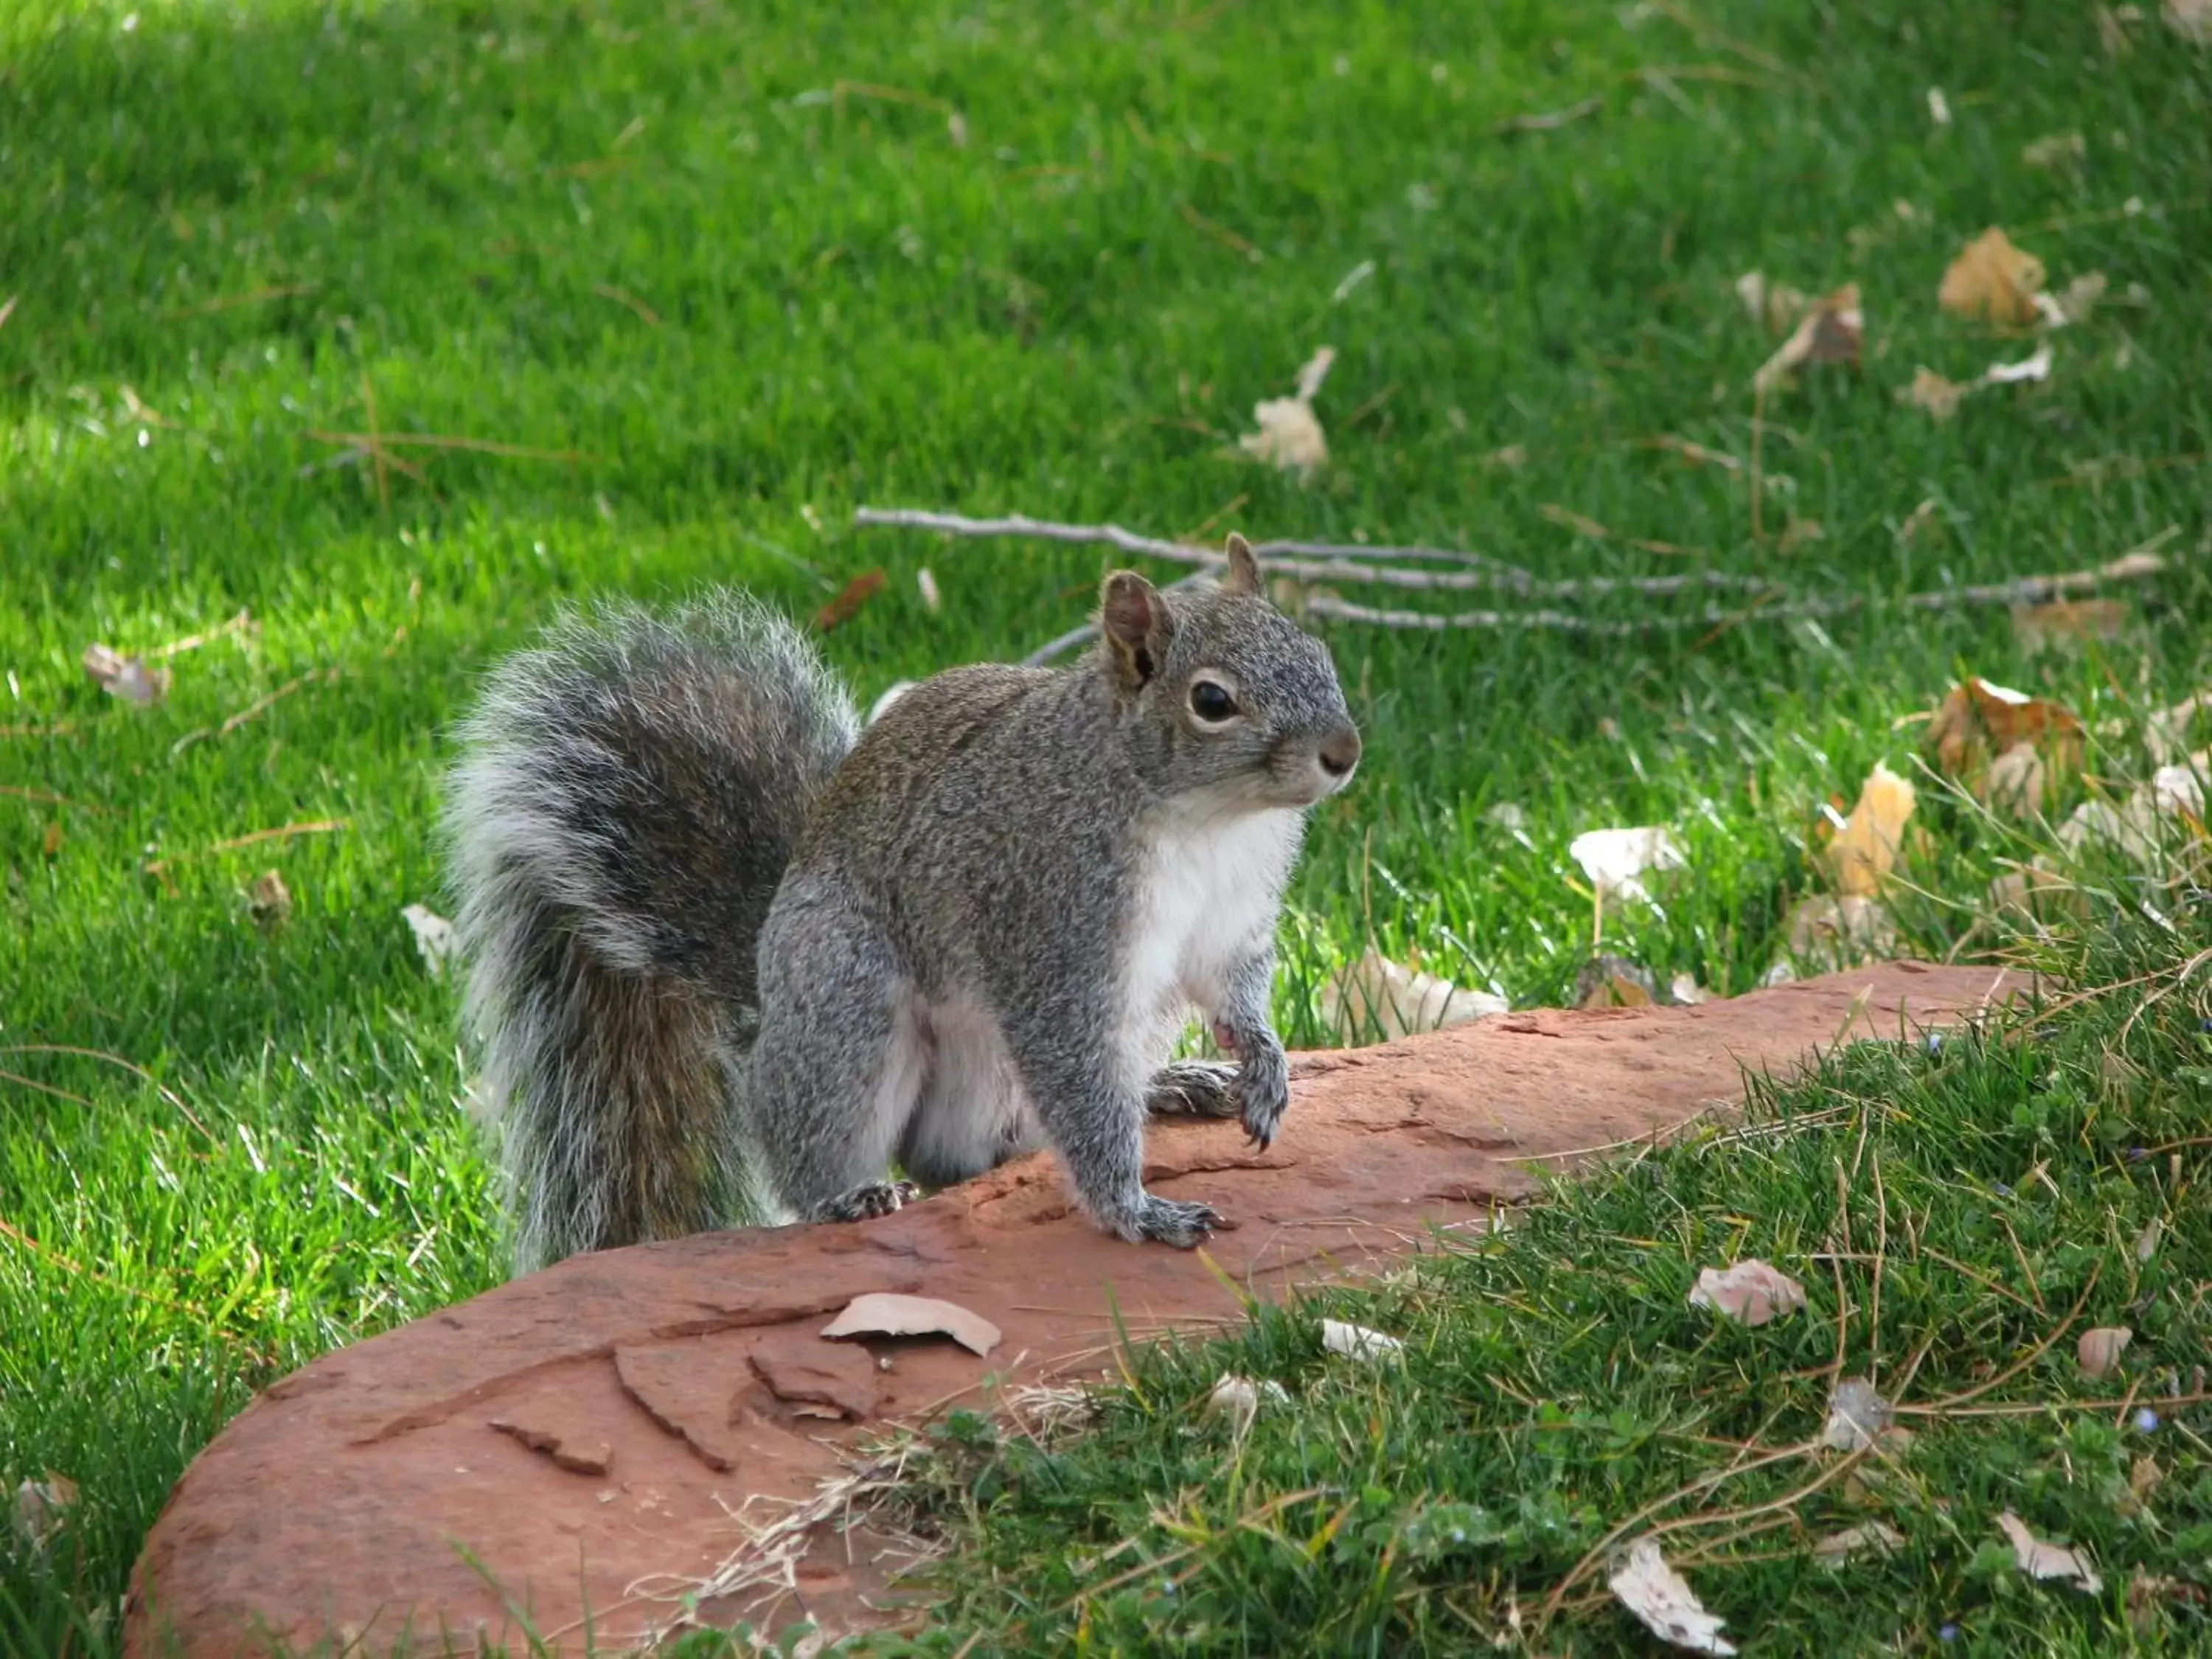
[1938,228,2046,327]
[1825,763,1916,897]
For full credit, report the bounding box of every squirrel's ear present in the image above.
[1221,531,1262,597]
[1100,570,1170,689]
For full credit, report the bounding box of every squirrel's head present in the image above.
[1096,532,1361,811]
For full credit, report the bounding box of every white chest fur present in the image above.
[1119,799,1304,1066]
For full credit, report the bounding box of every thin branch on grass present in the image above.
[1894,1263,2100,1416]
[0,721,77,739]
[858,505,1760,605]
[1176,201,1264,261]
[0,1043,214,1138]
[591,283,662,326]
[306,428,586,463]
[142,816,349,877]
[1495,94,1604,134]
[161,282,318,320]
[361,369,390,511]
[149,607,254,661]
[170,669,339,757]
[0,1215,274,1366]
[0,785,114,815]
[1646,0,1805,84]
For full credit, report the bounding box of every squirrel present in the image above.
[441,532,1362,1273]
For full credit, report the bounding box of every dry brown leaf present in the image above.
[41,820,63,858]
[11,1475,78,1554]
[2131,1453,2164,1503]
[1753,284,1863,394]
[2166,0,2212,43]
[82,643,171,707]
[2049,271,2108,326]
[1733,271,1809,335]
[2012,597,2130,653]
[1983,742,2047,819]
[1688,1259,1806,1326]
[1825,763,1916,897]
[2023,132,2087,170]
[1206,1374,1289,1433]
[1321,947,1506,1041]
[1987,864,2087,922]
[1821,1377,1894,1451]
[400,903,457,979]
[1777,515,1824,554]
[2057,751,2208,863]
[1927,677,2085,807]
[1983,343,2053,384]
[1569,825,1685,904]
[248,869,293,932]
[813,568,887,631]
[821,1291,1002,1356]
[2143,692,2205,766]
[1903,366,1968,420]
[1238,346,1334,479]
[1321,1319,1403,1363]
[2077,1326,2133,1379]
[1814,1521,1905,1567]
[2135,1217,2164,1262]
[1939,228,2047,327]
[1780,893,1900,975]
[1575,953,1659,1009]
[1997,1511,2103,1593]
[1607,1537,1737,1655]
[2128,1573,2209,1635]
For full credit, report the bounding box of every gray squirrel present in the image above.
[442,532,1362,1273]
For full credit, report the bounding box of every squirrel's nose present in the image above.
[1318,726,1362,779]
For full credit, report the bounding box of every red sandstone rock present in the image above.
[125,963,2025,1655]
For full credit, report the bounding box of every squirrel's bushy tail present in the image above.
[441,594,859,1273]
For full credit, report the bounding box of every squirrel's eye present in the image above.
[1189,681,1238,722]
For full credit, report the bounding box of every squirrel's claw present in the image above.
[1124,1194,1222,1248]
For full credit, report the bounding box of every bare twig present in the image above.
[0,1214,274,1366]
[1178,202,1263,262]
[1299,546,2170,637]
[162,282,317,320]
[142,817,349,877]
[1495,94,1604,134]
[858,507,2172,654]
[149,608,254,661]
[0,785,114,815]
[0,1043,212,1138]
[170,669,338,757]
[304,429,585,463]
[591,283,662,326]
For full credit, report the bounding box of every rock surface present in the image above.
[127,962,2023,1655]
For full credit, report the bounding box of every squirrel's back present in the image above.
[442,594,858,1270]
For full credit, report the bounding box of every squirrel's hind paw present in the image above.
[1120,1194,1222,1248]
[813,1180,921,1223]
[1144,1060,1241,1119]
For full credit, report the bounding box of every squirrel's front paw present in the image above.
[814,1180,921,1223]
[1114,1194,1222,1248]
[1233,1039,1292,1150]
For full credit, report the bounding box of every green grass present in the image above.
[0,0,2207,1652]
[869,906,2212,1658]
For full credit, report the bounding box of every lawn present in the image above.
[1,0,2208,1652]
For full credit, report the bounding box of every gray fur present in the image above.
[442,552,1360,1273]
